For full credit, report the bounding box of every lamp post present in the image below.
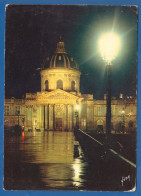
[121,108,125,133]
[75,102,80,130]
[98,32,121,135]
[17,110,20,126]
[22,117,25,131]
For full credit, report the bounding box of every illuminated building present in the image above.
[4,39,137,133]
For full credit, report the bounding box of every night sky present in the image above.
[5,5,138,99]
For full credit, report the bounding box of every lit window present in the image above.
[59,56,61,60]
[97,107,102,116]
[4,106,9,115]
[81,119,86,127]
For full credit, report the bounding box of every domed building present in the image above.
[40,38,81,93]
[23,38,89,131]
[4,38,137,133]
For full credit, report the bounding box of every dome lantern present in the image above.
[56,36,67,54]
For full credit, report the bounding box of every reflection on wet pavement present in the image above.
[4,131,136,191]
[4,131,87,190]
[21,131,74,163]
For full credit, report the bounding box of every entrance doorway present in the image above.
[56,118,62,131]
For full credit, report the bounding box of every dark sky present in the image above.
[5,5,138,99]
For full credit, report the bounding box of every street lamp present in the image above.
[22,117,25,131]
[17,110,20,126]
[98,32,121,135]
[75,102,80,130]
[121,108,125,133]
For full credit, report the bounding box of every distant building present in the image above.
[4,39,137,133]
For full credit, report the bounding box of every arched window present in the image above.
[71,81,75,91]
[45,80,48,91]
[57,80,63,90]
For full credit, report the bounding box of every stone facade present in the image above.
[41,68,81,92]
[4,39,137,133]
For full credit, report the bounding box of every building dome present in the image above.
[40,38,81,93]
[42,38,79,70]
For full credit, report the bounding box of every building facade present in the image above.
[4,39,137,133]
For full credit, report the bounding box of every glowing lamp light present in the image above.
[22,131,25,139]
[98,32,121,64]
[122,110,125,115]
[75,103,80,111]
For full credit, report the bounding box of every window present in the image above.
[4,106,9,115]
[45,80,48,91]
[81,119,86,127]
[71,81,75,91]
[15,106,20,115]
[97,107,102,116]
[57,80,63,89]
[59,56,61,60]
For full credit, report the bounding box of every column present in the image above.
[41,105,44,128]
[68,105,72,130]
[62,104,65,131]
[49,104,53,129]
[72,105,74,130]
[45,104,47,129]
[44,105,45,129]
[66,104,68,130]
[47,104,49,129]
[37,105,40,128]
[53,104,55,130]
[68,104,70,130]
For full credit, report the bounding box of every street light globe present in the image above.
[98,32,121,64]
[122,110,125,115]
[75,103,80,111]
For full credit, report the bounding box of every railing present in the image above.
[74,129,136,169]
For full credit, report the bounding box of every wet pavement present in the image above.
[4,130,136,191]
